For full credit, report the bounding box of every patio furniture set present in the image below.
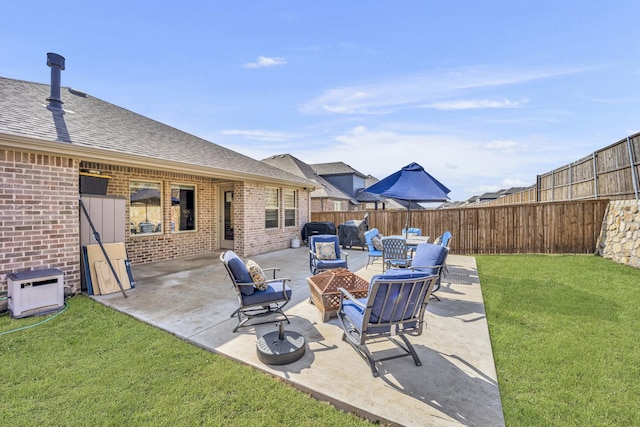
[219,229,451,376]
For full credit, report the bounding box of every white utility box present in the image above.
[7,268,64,318]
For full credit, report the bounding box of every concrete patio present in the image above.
[93,247,505,426]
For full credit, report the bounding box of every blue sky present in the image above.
[2,1,639,201]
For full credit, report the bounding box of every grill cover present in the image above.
[301,222,336,243]
[338,219,368,249]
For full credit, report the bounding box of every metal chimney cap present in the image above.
[47,52,65,70]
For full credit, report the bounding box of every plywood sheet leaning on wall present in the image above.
[94,259,131,294]
[85,243,133,295]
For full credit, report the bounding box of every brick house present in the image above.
[0,54,316,295]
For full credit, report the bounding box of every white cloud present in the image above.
[423,98,523,110]
[481,140,523,153]
[300,65,584,115]
[226,125,561,202]
[221,129,300,141]
[500,177,533,187]
[242,56,287,68]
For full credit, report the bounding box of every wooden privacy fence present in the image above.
[483,132,640,207]
[311,199,610,254]
[538,132,640,201]
[482,186,537,206]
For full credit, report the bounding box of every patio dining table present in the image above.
[389,235,430,247]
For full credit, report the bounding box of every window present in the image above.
[334,201,342,211]
[223,190,234,240]
[130,181,162,234]
[284,190,297,227]
[265,187,280,229]
[171,184,196,232]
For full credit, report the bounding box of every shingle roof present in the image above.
[0,77,314,187]
[355,189,386,203]
[309,161,368,178]
[261,154,352,200]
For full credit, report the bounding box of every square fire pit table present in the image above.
[307,268,369,322]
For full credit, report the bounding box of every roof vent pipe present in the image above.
[46,52,65,110]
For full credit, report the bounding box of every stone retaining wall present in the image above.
[598,200,640,268]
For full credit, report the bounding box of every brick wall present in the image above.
[235,181,310,257]
[81,162,311,260]
[81,162,221,263]
[0,149,80,295]
[0,151,310,302]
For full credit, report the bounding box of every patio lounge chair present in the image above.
[220,250,292,332]
[309,234,348,274]
[364,228,383,268]
[337,272,438,377]
[435,231,452,247]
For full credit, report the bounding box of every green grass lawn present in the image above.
[0,297,370,426]
[3,255,639,426]
[476,254,640,426]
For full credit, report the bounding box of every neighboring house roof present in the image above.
[309,161,368,178]
[357,175,386,203]
[438,200,467,209]
[464,186,533,205]
[261,154,355,202]
[477,191,503,201]
[354,189,386,203]
[0,77,315,188]
[502,186,531,195]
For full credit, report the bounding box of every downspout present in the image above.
[307,189,312,225]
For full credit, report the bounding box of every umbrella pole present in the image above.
[405,202,412,239]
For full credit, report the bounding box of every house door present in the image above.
[219,186,234,249]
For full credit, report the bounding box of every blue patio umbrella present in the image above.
[364,162,450,236]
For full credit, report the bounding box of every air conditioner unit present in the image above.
[7,268,64,318]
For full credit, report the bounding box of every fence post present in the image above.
[627,136,639,199]
[593,152,599,199]
[569,163,573,201]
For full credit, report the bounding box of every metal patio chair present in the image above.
[401,227,422,236]
[381,236,412,272]
[220,250,292,332]
[337,272,438,377]
[364,228,383,268]
[309,234,348,274]
[407,243,449,299]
